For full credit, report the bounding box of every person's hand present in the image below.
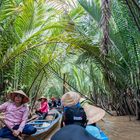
[13,130,21,137]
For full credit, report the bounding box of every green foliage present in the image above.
[0,0,140,109]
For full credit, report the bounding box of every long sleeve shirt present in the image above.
[39,101,49,113]
[0,101,29,132]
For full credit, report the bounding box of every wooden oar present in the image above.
[0,118,23,140]
[27,115,38,123]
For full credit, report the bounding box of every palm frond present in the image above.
[78,0,101,23]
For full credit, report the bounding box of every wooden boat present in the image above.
[24,109,62,140]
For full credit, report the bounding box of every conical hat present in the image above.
[80,98,105,124]
[61,91,81,107]
[51,97,56,101]
[9,90,29,104]
[38,96,47,101]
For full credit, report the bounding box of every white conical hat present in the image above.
[80,98,105,124]
[61,91,81,107]
[9,90,29,104]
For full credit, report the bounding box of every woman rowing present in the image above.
[0,90,37,140]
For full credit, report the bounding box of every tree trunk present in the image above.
[136,100,140,120]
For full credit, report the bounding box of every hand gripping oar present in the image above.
[0,118,23,140]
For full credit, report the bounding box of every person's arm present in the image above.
[47,103,50,112]
[0,102,9,112]
[18,106,29,133]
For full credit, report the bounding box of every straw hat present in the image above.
[51,97,56,101]
[61,92,105,123]
[80,98,105,124]
[38,96,47,101]
[9,90,29,104]
[61,91,81,107]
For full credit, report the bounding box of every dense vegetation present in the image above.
[0,0,140,118]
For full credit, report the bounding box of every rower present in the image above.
[35,96,49,120]
[0,90,37,140]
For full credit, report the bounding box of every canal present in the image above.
[45,115,140,140]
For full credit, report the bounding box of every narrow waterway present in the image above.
[45,115,140,140]
[1,114,140,140]
[98,115,140,140]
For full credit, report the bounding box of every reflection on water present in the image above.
[99,115,140,140]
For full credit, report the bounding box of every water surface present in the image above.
[99,115,140,140]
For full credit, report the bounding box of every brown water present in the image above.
[99,115,140,140]
[45,115,140,140]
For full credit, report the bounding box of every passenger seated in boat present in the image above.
[51,124,99,140]
[0,90,37,140]
[35,96,49,120]
[61,91,87,128]
[56,98,61,107]
[61,91,106,139]
[48,99,53,109]
[51,97,57,108]
[80,97,106,139]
